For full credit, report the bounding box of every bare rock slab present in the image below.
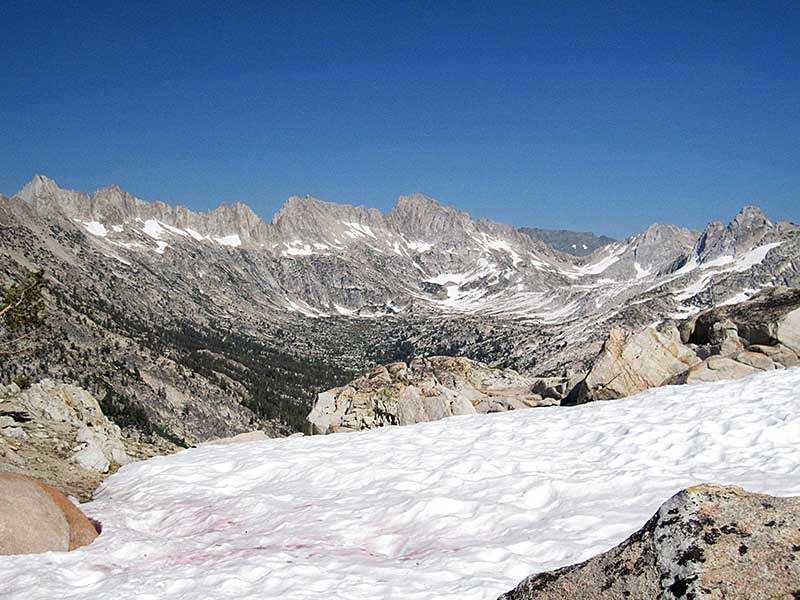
[571,325,700,403]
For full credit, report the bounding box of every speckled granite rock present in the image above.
[498,484,800,600]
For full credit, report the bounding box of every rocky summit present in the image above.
[1,175,799,442]
[498,484,800,600]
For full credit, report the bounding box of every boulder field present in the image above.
[570,286,800,404]
[305,356,561,434]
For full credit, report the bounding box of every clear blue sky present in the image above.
[1,1,798,238]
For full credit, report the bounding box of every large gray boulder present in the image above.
[570,325,700,403]
[305,356,556,434]
[499,484,800,600]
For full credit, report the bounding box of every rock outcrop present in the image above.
[569,325,700,403]
[305,356,557,434]
[671,287,800,384]
[572,287,800,402]
[0,380,174,501]
[499,484,800,600]
[0,473,99,555]
[0,380,129,473]
[687,286,800,354]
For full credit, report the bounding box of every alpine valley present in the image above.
[1,175,798,443]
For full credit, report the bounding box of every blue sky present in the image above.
[1,1,798,238]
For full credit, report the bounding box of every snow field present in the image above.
[1,368,799,599]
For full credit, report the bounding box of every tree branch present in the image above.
[0,329,36,355]
[0,277,41,319]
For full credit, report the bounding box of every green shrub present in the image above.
[12,375,32,390]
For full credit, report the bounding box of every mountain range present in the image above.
[1,175,798,441]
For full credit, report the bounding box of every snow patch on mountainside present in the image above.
[141,219,166,239]
[719,287,760,306]
[634,262,651,279]
[475,233,523,266]
[283,240,317,256]
[342,221,377,239]
[701,242,783,271]
[403,239,434,252]
[672,242,784,303]
[568,245,626,277]
[80,220,108,237]
[213,234,242,247]
[2,369,797,600]
[185,228,206,241]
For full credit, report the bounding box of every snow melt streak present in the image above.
[2,369,800,600]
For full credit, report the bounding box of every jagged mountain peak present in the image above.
[272,195,384,234]
[633,222,699,248]
[95,183,123,194]
[207,200,261,222]
[277,194,357,219]
[16,175,91,220]
[394,192,442,209]
[692,204,778,261]
[18,173,56,192]
[17,174,77,202]
[388,193,475,240]
[391,193,463,217]
[731,204,770,230]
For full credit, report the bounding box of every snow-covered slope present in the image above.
[2,368,799,600]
